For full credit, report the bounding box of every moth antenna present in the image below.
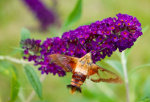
[76,38,88,54]
[95,47,108,52]
[76,38,109,55]
[89,47,108,55]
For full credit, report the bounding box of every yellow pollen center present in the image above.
[71,50,73,53]
[106,31,110,34]
[111,27,114,29]
[124,32,127,35]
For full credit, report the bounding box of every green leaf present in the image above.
[63,0,82,30]
[129,64,150,76]
[105,60,123,77]
[83,88,115,102]
[34,100,49,102]
[138,77,150,102]
[0,61,11,75]
[24,65,42,99]
[0,61,20,101]
[20,28,30,41]
[20,28,30,48]
[10,47,24,55]
[143,77,150,96]
[10,67,20,102]
[142,26,149,33]
[139,96,150,102]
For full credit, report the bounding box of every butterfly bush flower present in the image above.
[22,13,142,76]
[21,39,41,61]
[23,0,56,30]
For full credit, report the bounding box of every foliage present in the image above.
[24,65,42,99]
[0,0,150,102]
[63,0,82,30]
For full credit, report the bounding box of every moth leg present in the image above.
[88,65,100,82]
[90,73,101,83]
[91,78,101,82]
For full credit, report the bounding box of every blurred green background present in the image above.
[0,0,150,102]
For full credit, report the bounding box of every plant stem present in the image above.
[121,52,130,102]
[26,74,46,102]
[0,55,33,64]
[18,88,26,102]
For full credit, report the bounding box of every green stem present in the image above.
[121,52,130,102]
[0,55,33,64]
[18,88,26,102]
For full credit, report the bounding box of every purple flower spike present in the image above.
[23,0,56,30]
[22,13,143,77]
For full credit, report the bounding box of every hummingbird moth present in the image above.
[49,52,122,94]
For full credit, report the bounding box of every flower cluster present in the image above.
[23,0,56,30]
[21,39,41,61]
[22,13,142,76]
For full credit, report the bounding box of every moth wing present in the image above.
[88,64,122,83]
[48,54,78,72]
